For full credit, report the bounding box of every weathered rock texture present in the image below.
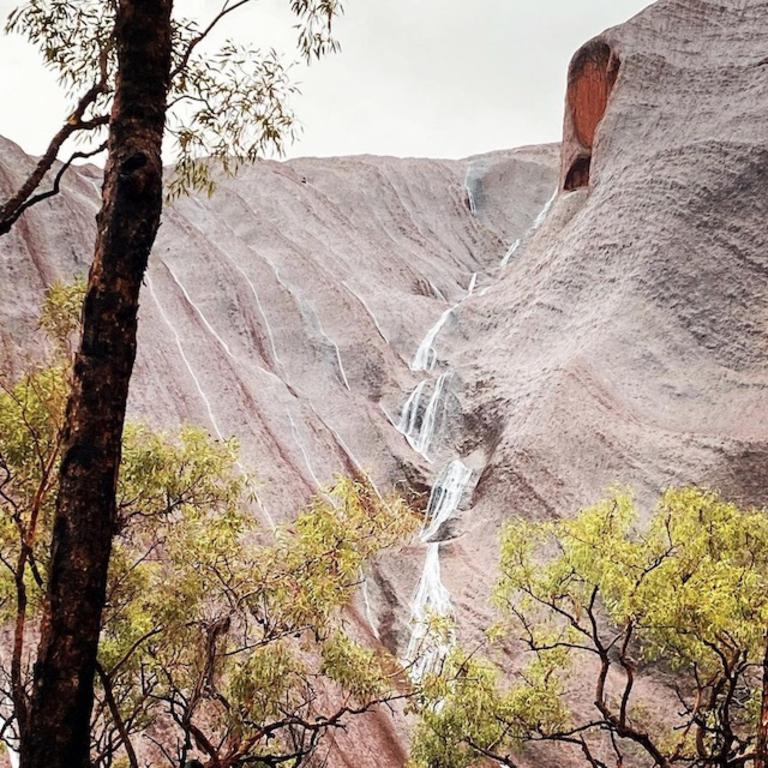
[561,39,620,190]
[2,0,768,764]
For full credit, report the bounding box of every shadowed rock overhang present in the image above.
[561,39,621,191]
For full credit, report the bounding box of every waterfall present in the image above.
[411,307,453,372]
[405,543,455,680]
[501,186,558,267]
[398,373,451,460]
[399,172,558,680]
[421,460,472,542]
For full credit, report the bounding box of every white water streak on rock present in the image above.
[398,380,428,438]
[163,262,233,357]
[463,166,479,217]
[270,265,351,391]
[221,250,283,371]
[397,373,451,461]
[533,187,558,230]
[411,271,480,372]
[164,261,286,390]
[404,461,471,678]
[405,543,454,680]
[308,403,364,474]
[413,372,450,459]
[411,307,453,372]
[314,312,351,391]
[287,412,322,489]
[148,279,225,442]
[428,280,449,302]
[421,460,472,542]
[343,281,390,344]
[500,238,521,268]
[501,186,558,267]
[148,278,276,529]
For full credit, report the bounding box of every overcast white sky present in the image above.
[0,0,651,160]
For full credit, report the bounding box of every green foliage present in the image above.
[6,0,115,97]
[0,283,415,766]
[411,488,768,768]
[38,275,86,354]
[409,649,569,768]
[6,0,345,198]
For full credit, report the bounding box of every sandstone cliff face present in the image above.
[2,0,768,764]
[434,0,768,700]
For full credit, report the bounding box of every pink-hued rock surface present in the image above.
[2,0,768,763]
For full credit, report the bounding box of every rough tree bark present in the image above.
[20,2,174,766]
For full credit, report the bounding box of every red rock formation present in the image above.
[561,39,620,191]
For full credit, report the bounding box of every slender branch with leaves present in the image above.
[0,0,344,234]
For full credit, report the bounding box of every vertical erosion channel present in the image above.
[397,172,558,679]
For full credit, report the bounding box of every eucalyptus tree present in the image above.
[410,488,768,768]
[1,283,415,767]
[1,0,337,233]
[0,2,345,767]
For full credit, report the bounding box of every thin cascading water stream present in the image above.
[464,162,484,218]
[412,307,453,373]
[411,272,478,373]
[398,380,428,440]
[405,543,454,680]
[397,373,452,460]
[500,186,558,268]
[404,460,472,679]
[147,277,277,529]
[413,372,450,459]
[421,460,472,542]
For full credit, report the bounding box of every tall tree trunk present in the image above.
[757,632,768,768]
[21,2,173,766]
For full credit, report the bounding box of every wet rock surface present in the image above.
[3,0,768,763]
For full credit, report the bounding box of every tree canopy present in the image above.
[410,488,768,768]
[0,281,417,767]
[1,0,344,234]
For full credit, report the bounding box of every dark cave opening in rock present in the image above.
[562,40,620,190]
[564,155,592,191]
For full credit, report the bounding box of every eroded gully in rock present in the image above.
[398,183,557,679]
